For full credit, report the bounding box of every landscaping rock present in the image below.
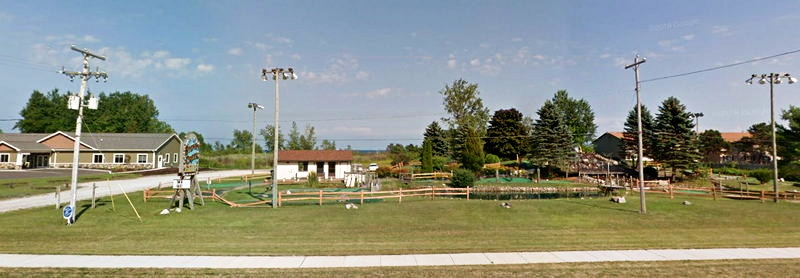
[159,209,170,215]
[345,203,359,210]
[500,202,512,208]
[682,200,692,206]
[610,196,626,203]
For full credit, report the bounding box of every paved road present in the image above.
[0,247,798,268]
[0,169,265,213]
[0,168,111,180]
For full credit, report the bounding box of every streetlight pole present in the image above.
[692,112,704,135]
[625,55,647,214]
[60,46,107,224]
[247,102,264,177]
[262,68,297,208]
[746,73,796,203]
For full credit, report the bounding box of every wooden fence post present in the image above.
[399,188,403,204]
[55,185,61,209]
[319,190,323,206]
[91,183,96,209]
[711,186,717,201]
[360,191,364,205]
[760,190,765,203]
[430,186,435,199]
[466,187,471,200]
[669,183,674,199]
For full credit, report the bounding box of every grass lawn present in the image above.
[3,259,800,277]
[0,191,799,256]
[0,173,140,200]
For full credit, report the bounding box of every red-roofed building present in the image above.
[275,150,353,180]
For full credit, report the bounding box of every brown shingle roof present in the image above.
[720,132,751,142]
[608,132,624,139]
[277,150,353,162]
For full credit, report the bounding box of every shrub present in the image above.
[375,166,392,178]
[749,169,773,184]
[780,163,800,182]
[432,156,448,171]
[450,169,475,188]
[484,154,501,164]
[481,167,510,177]
[643,166,659,179]
[307,172,319,187]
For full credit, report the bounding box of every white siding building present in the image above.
[275,150,353,180]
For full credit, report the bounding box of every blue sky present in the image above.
[1,1,800,149]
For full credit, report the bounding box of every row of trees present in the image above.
[415,79,597,173]
[15,89,173,133]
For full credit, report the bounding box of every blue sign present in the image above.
[62,205,74,219]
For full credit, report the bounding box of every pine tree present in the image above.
[622,105,656,166]
[461,128,485,172]
[529,100,575,169]
[421,139,433,172]
[485,108,528,161]
[652,97,700,178]
[423,121,448,157]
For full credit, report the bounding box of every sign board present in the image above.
[172,178,191,189]
[181,133,200,175]
[62,205,74,220]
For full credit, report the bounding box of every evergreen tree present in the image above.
[698,129,729,163]
[779,106,800,165]
[461,128,485,172]
[287,122,302,150]
[421,139,433,172]
[529,100,574,169]
[622,105,656,166]
[551,90,597,148]
[652,97,700,177]
[423,121,448,157]
[299,125,317,150]
[485,108,528,161]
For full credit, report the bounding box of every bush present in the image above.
[481,167,510,177]
[375,166,392,178]
[450,169,475,188]
[643,166,659,179]
[780,163,800,182]
[484,154,501,164]
[432,156,448,171]
[749,169,773,184]
[307,172,319,187]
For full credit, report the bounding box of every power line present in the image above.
[163,113,446,124]
[641,48,800,83]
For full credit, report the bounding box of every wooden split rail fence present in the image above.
[410,172,453,180]
[275,187,470,207]
[633,183,800,202]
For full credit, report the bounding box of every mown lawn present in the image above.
[0,173,140,200]
[3,259,800,277]
[1,190,799,256]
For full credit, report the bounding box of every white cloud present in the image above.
[151,50,170,59]
[290,53,302,60]
[44,34,101,45]
[365,88,392,98]
[447,54,457,69]
[83,35,100,43]
[203,37,218,43]
[599,53,611,59]
[532,54,545,60]
[227,47,243,56]
[469,58,481,66]
[272,37,293,44]
[681,34,695,40]
[300,54,368,84]
[196,63,214,72]
[163,57,191,70]
[479,43,491,49]
[511,37,523,42]
[0,12,13,23]
[711,25,733,36]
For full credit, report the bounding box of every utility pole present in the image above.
[247,102,264,177]
[625,55,647,214]
[60,45,107,225]
[262,68,297,208]
[746,73,796,202]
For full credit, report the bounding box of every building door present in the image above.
[316,162,324,176]
[328,162,336,179]
[157,155,163,168]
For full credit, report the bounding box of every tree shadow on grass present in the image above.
[561,199,640,214]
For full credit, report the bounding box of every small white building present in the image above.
[275,150,353,180]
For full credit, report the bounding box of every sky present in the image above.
[1,1,800,150]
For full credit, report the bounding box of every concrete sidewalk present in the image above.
[1,247,798,268]
[0,169,265,213]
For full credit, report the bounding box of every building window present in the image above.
[173,153,178,163]
[0,154,8,163]
[114,154,124,164]
[298,162,308,171]
[93,154,103,164]
[164,153,170,164]
[137,154,147,164]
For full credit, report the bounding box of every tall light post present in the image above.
[247,102,264,177]
[625,55,647,214]
[692,112,704,135]
[262,68,297,208]
[60,45,108,224]
[746,73,796,203]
